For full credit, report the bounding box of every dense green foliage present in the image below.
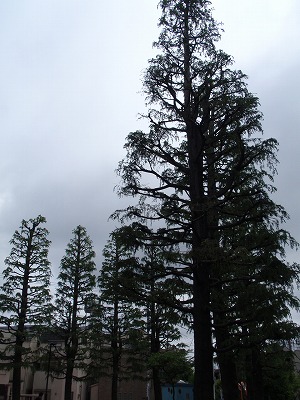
[112,0,300,399]
[148,348,193,385]
[0,216,52,400]
[53,225,96,400]
[91,230,144,400]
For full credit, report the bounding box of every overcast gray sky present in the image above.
[0,0,299,316]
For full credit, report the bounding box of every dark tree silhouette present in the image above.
[113,1,299,399]
[53,225,96,400]
[0,216,52,400]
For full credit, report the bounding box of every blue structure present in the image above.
[161,382,193,400]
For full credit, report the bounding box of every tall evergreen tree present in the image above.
[141,245,185,400]
[111,226,188,400]
[212,213,300,400]
[112,1,299,399]
[0,216,52,400]
[91,228,187,400]
[53,225,96,400]
[93,230,144,400]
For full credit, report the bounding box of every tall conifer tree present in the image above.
[113,1,299,399]
[93,230,144,400]
[0,216,52,400]
[53,225,96,400]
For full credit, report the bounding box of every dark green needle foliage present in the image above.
[53,225,96,400]
[91,230,144,400]
[0,215,52,400]
[112,1,300,399]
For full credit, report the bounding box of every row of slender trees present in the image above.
[0,218,97,400]
[0,2,300,400]
[0,202,299,400]
[0,217,192,400]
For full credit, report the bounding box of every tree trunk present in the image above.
[193,262,214,400]
[150,259,162,400]
[214,324,239,400]
[218,353,239,400]
[111,293,120,400]
[12,339,23,400]
[187,119,214,400]
[213,285,239,400]
[111,348,119,400]
[64,359,74,400]
[64,231,81,400]
[152,367,162,400]
[183,0,214,394]
[246,347,264,400]
[64,342,78,400]
[187,122,214,400]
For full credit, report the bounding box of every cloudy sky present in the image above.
[0,0,299,310]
